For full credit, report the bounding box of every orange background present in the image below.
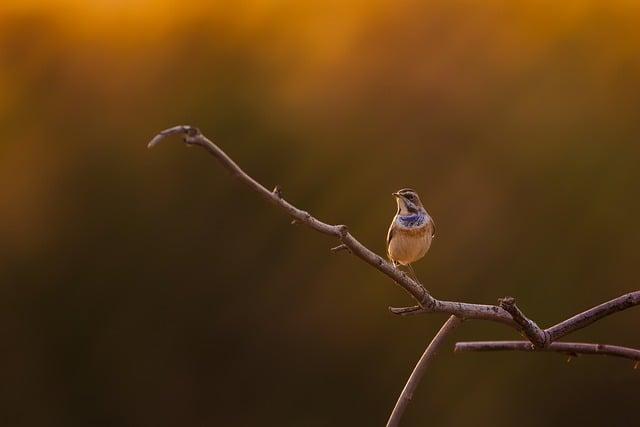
[1,1,639,425]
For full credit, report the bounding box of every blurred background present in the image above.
[1,0,639,425]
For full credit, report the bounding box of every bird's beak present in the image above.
[392,192,400,198]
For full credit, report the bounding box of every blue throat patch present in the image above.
[398,213,426,228]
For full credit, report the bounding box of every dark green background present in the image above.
[1,1,638,425]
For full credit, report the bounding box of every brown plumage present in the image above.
[386,189,435,267]
[387,222,433,266]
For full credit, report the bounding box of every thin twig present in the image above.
[454,341,640,362]
[330,244,350,253]
[387,316,462,427]
[546,291,640,342]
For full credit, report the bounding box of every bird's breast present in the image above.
[387,224,432,265]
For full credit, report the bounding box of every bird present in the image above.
[386,188,435,281]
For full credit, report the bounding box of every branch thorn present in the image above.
[330,244,350,254]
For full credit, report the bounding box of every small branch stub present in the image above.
[330,244,350,254]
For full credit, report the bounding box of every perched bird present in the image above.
[386,188,435,279]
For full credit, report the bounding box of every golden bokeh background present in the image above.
[1,1,639,425]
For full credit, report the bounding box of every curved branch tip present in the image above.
[147,125,201,149]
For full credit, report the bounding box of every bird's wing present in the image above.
[386,221,395,246]
[386,222,395,263]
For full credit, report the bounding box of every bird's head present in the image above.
[392,188,425,215]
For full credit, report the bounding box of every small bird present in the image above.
[386,188,435,280]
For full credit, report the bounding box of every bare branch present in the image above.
[396,291,640,347]
[454,341,640,362]
[149,125,640,426]
[148,126,639,341]
[148,126,525,328]
[149,125,431,308]
[498,297,548,348]
[451,293,640,360]
[387,316,462,427]
[389,301,515,326]
[546,291,640,342]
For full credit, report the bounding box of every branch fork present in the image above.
[498,297,549,348]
